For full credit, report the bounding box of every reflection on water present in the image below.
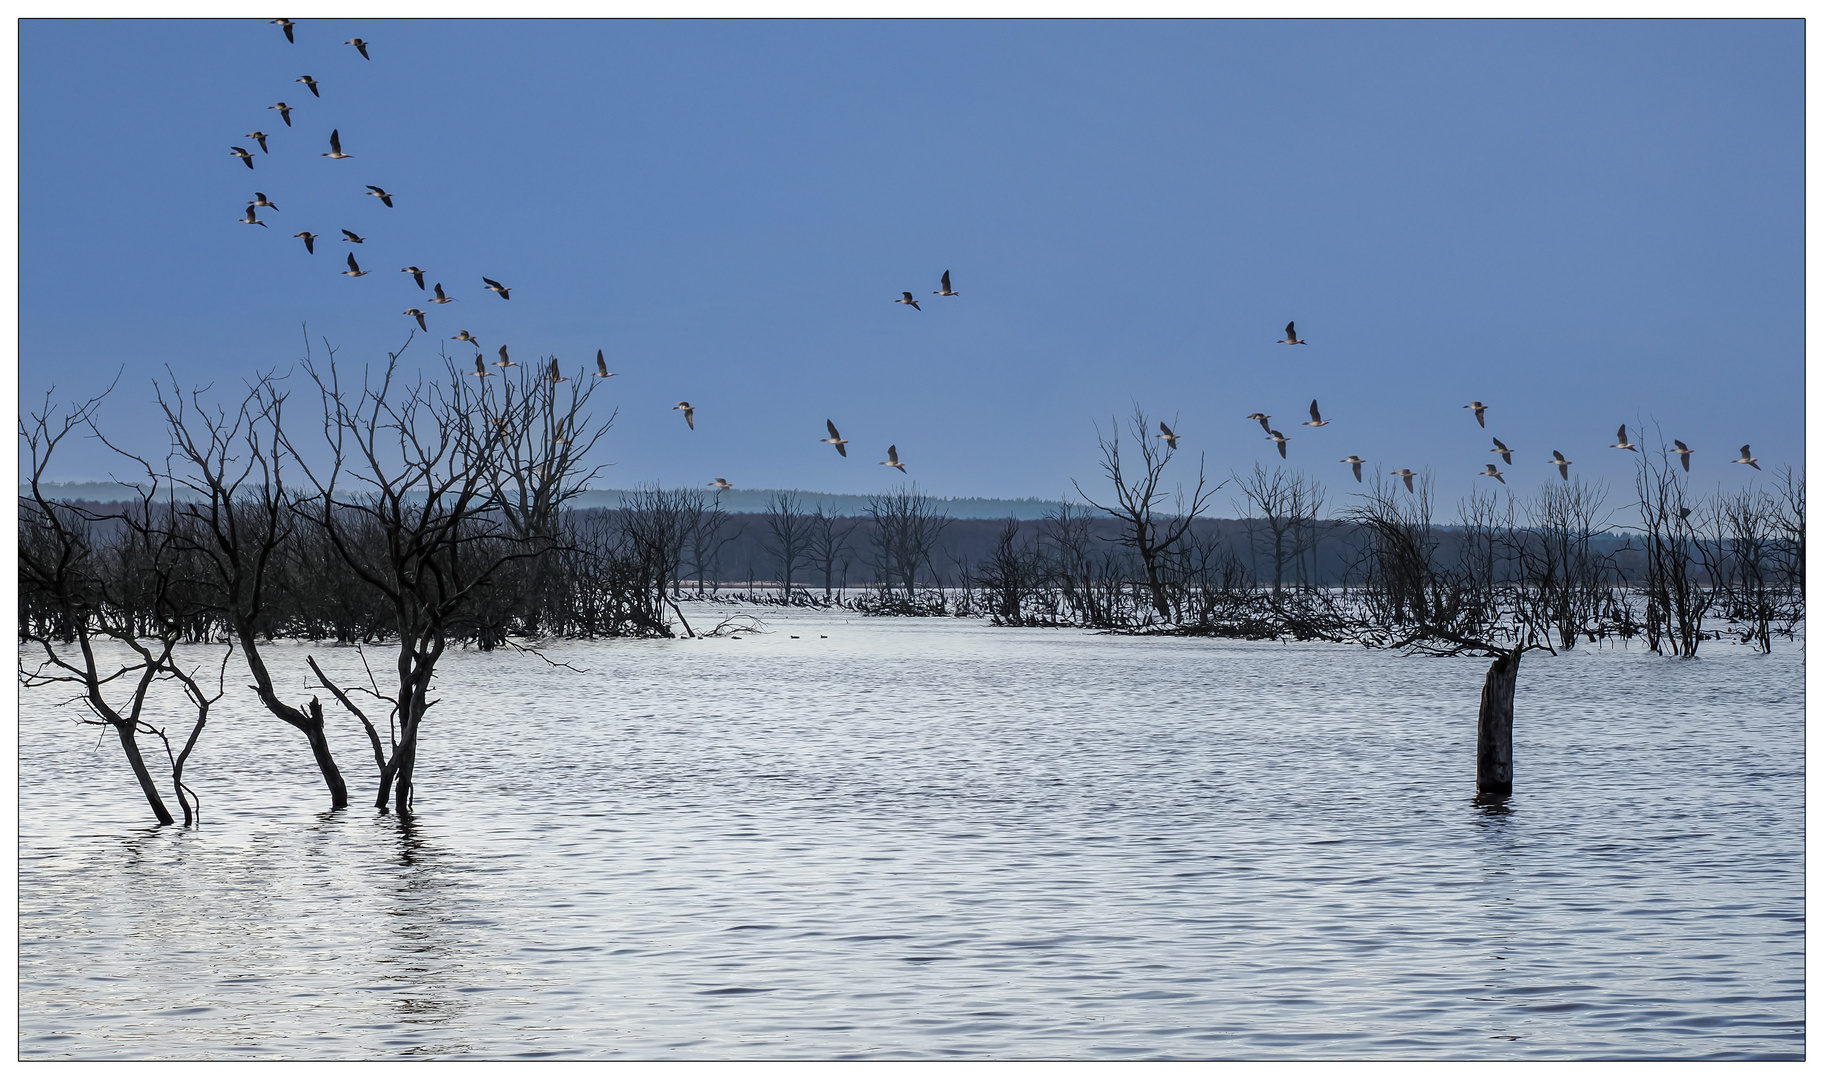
[19,608,1806,1059]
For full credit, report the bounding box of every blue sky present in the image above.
[20,19,1802,512]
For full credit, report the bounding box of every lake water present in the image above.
[17,606,1805,1059]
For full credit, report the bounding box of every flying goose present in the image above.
[1157,422,1179,450]
[674,401,694,429]
[1672,440,1693,472]
[401,266,425,289]
[321,129,350,159]
[296,74,319,98]
[1303,400,1329,427]
[1479,463,1506,484]
[428,282,454,304]
[1278,321,1306,345]
[345,37,370,59]
[895,291,921,311]
[470,356,492,378]
[548,360,567,384]
[1489,436,1512,465]
[1548,450,1572,481]
[1733,445,1760,470]
[933,270,959,296]
[293,230,318,253]
[709,478,733,491]
[271,18,294,42]
[879,445,907,473]
[230,146,255,169]
[483,277,511,300]
[552,418,570,446]
[1463,401,1487,428]
[451,329,479,348]
[593,349,614,378]
[340,228,364,243]
[250,192,279,211]
[403,308,427,331]
[1246,412,1272,433]
[1610,424,1637,452]
[1340,455,1366,482]
[820,419,848,455]
[1266,429,1288,458]
[238,204,267,227]
[494,345,516,368]
[342,253,367,277]
[245,131,270,153]
[366,185,394,207]
[268,102,292,127]
[1392,468,1417,493]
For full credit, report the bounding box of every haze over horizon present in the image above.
[21,19,1802,508]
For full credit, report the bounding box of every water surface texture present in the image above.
[18,609,1805,1059]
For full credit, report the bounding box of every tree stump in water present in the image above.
[1476,650,1519,798]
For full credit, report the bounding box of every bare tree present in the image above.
[1074,407,1216,622]
[865,483,952,612]
[1631,437,1709,657]
[155,371,357,808]
[281,343,600,814]
[762,492,814,601]
[18,387,219,825]
[1232,464,1324,595]
[805,502,856,603]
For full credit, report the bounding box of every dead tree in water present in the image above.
[619,486,702,631]
[1074,407,1216,622]
[1344,473,1556,799]
[1631,438,1710,657]
[865,484,951,612]
[156,372,358,809]
[283,344,598,814]
[18,388,220,826]
[805,502,855,602]
[1232,464,1324,595]
[762,492,814,601]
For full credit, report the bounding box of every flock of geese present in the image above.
[235,23,1765,499]
[1224,322,1760,493]
[235,22,606,400]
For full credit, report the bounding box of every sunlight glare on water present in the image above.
[17,607,1805,1059]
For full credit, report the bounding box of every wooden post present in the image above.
[1476,650,1519,797]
